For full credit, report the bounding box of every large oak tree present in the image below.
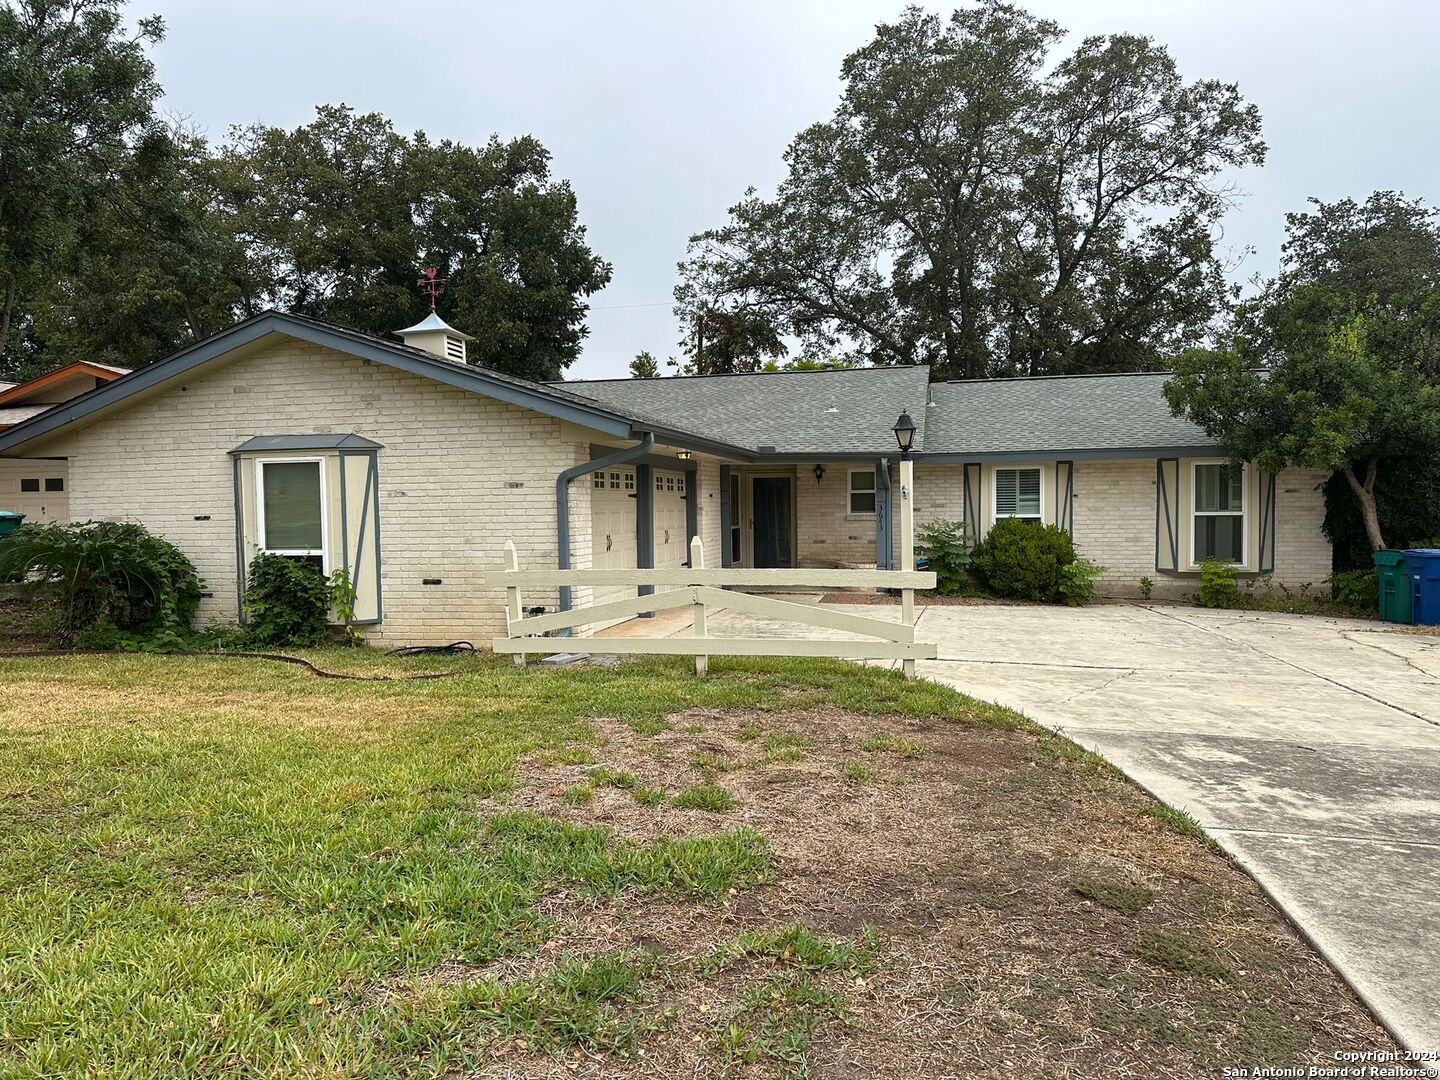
[675,2,1265,379]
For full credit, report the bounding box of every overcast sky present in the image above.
[142,0,1440,379]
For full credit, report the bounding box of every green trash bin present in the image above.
[1374,550,1412,623]
[0,510,25,537]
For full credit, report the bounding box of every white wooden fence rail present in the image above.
[496,537,937,679]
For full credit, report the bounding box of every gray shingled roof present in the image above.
[556,365,933,456]
[922,372,1219,455]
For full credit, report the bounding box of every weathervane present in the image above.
[417,267,446,313]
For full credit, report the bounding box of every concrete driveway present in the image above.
[696,600,1440,1050]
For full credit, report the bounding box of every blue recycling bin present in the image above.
[1402,549,1440,626]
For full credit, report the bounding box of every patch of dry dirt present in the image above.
[463,706,1393,1078]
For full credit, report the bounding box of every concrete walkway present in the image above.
[687,600,1440,1051]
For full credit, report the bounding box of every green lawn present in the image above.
[0,651,1392,1077]
[0,652,972,1077]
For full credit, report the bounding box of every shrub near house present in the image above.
[0,521,201,647]
[969,519,1104,606]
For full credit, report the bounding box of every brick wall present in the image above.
[56,339,597,645]
[795,462,883,568]
[1273,468,1333,587]
[1070,460,1178,598]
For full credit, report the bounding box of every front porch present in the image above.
[715,460,899,572]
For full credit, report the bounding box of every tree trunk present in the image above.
[0,279,14,361]
[1342,459,1386,551]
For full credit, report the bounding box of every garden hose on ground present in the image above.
[0,648,473,682]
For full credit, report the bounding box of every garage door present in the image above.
[590,467,637,612]
[653,471,689,592]
[0,460,68,524]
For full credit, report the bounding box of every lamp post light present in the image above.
[892,410,916,460]
[891,410,917,678]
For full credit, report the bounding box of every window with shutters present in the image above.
[994,468,1042,522]
[848,469,877,515]
[255,459,327,571]
[1192,462,1246,565]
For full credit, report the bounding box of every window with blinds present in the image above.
[258,460,325,560]
[994,467,1041,521]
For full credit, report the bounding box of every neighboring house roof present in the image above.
[921,372,1221,458]
[556,366,933,458]
[0,361,132,431]
[0,405,55,428]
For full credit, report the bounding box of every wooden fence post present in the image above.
[504,540,525,667]
[691,536,707,676]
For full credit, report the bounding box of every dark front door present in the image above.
[752,476,793,568]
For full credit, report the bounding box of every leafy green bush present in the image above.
[1194,559,1239,608]
[915,518,971,595]
[968,519,1078,603]
[0,521,202,645]
[1058,558,1106,606]
[243,554,331,646]
[1330,569,1378,615]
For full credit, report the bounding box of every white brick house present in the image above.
[0,311,1334,643]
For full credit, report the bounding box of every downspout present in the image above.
[556,432,655,615]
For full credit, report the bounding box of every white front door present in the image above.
[589,468,637,612]
[653,470,689,591]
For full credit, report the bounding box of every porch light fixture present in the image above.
[675,450,692,460]
[813,463,825,484]
[892,410,916,460]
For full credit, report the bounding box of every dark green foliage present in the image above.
[243,554,331,646]
[0,521,200,644]
[969,519,1079,603]
[0,0,165,378]
[9,94,611,381]
[1323,459,1440,570]
[1168,191,1440,554]
[1194,560,1240,608]
[1058,558,1106,607]
[676,4,1264,377]
[915,518,972,595]
[203,106,612,382]
[1330,569,1378,615]
[628,351,661,378]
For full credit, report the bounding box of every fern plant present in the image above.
[915,518,971,595]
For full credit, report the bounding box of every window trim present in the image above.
[992,465,1044,524]
[254,456,329,571]
[847,467,878,516]
[1188,459,1248,569]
